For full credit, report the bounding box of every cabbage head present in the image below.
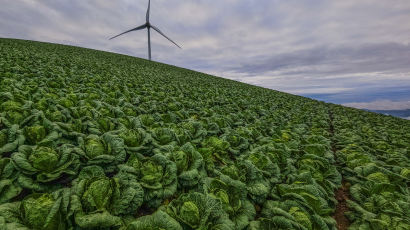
[251,200,314,230]
[97,117,116,133]
[34,97,51,111]
[70,166,144,228]
[1,100,27,125]
[205,176,255,230]
[233,126,262,145]
[54,119,87,143]
[118,128,152,154]
[24,125,46,145]
[166,192,234,230]
[296,154,342,195]
[11,144,79,190]
[118,116,140,130]
[88,117,116,135]
[44,108,65,122]
[254,197,337,230]
[69,105,96,120]
[151,127,177,147]
[200,136,231,168]
[78,133,126,172]
[180,120,207,144]
[346,182,410,229]
[161,112,179,124]
[0,192,68,230]
[117,153,177,208]
[339,145,372,169]
[346,199,410,230]
[244,150,280,184]
[138,114,157,128]
[126,210,182,230]
[57,97,75,108]
[366,172,390,184]
[221,130,249,156]
[219,164,245,181]
[303,144,330,158]
[122,106,137,117]
[22,116,62,147]
[0,156,21,204]
[275,183,333,221]
[0,122,25,155]
[235,160,271,204]
[169,142,205,188]
[400,168,410,179]
[172,126,192,145]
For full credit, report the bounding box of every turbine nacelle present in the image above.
[109,0,181,61]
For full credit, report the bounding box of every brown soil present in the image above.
[333,181,350,230]
[328,109,351,229]
[254,204,262,218]
[11,188,31,202]
[136,204,156,218]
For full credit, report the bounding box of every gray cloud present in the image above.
[233,43,410,76]
[343,100,410,110]
[1,0,410,105]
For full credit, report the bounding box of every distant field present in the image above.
[370,109,410,120]
[1,38,409,229]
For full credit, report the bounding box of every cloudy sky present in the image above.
[1,0,410,110]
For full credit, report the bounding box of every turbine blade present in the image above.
[151,25,182,49]
[109,24,147,40]
[146,0,150,22]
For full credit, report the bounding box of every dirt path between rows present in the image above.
[333,180,350,230]
[328,108,350,230]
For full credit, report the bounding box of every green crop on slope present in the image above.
[0,38,409,229]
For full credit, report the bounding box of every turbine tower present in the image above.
[109,0,181,60]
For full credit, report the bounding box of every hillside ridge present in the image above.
[1,38,409,229]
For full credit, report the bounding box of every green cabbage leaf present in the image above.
[11,145,79,185]
[0,190,70,230]
[203,175,255,230]
[117,153,177,208]
[126,210,182,230]
[168,142,205,188]
[77,133,126,172]
[166,192,234,230]
[0,156,21,204]
[0,121,25,155]
[70,166,144,228]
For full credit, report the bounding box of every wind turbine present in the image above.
[109,0,181,61]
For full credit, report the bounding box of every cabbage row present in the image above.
[330,105,410,229]
[0,38,408,229]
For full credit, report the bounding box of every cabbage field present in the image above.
[0,38,409,230]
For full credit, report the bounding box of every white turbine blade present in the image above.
[151,25,182,49]
[109,24,147,40]
[146,0,150,22]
